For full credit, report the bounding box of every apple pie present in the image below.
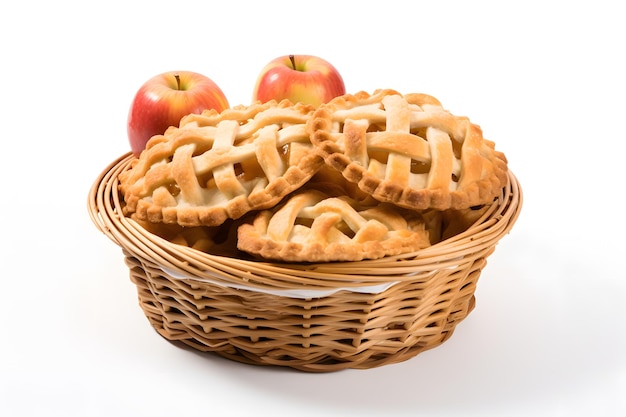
[119,88,510,263]
[237,188,431,262]
[309,89,508,210]
[130,214,242,258]
[119,100,324,227]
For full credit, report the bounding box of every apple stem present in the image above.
[289,55,296,70]
[174,73,181,90]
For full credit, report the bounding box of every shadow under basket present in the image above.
[88,153,523,372]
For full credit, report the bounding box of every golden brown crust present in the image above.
[119,88,510,263]
[237,189,431,262]
[119,100,324,227]
[309,89,509,211]
[129,214,245,258]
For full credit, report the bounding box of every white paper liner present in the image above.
[162,267,401,299]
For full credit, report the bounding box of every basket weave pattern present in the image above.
[89,153,522,372]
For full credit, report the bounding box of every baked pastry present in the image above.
[130,214,242,258]
[309,89,508,210]
[119,100,324,227]
[237,188,431,262]
[119,89,509,263]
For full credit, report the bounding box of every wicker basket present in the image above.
[88,153,522,372]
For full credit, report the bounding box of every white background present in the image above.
[1,1,624,416]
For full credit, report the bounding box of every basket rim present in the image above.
[88,152,523,291]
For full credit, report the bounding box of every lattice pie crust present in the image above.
[120,90,509,262]
[119,100,323,227]
[237,188,431,262]
[309,89,508,210]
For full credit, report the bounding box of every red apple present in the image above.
[127,70,229,156]
[252,54,345,107]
